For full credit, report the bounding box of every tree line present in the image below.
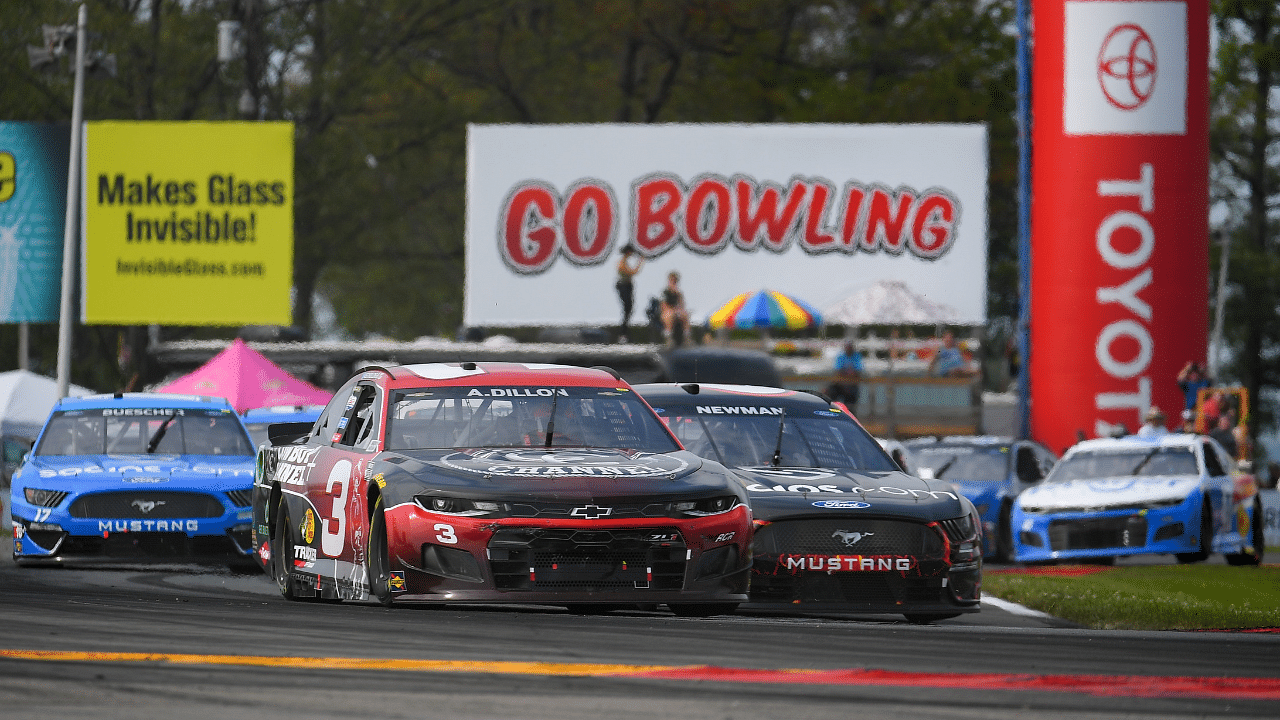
[0,0,1274,444]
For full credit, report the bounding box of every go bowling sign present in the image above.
[465,124,988,327]
[1031,0,1208,452]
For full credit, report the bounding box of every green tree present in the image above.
[1211,0,1280,441]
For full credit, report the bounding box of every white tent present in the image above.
[822,280,963,326]
[0,370,92,441]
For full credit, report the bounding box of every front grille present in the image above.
[753,518,945,557]
[59,532,243,559]
[936,516,976,544]
[488,527,686,591]
[1048,516,1147,551]
[1152,522,1184,543]
[225,489,253,508]
[504,501,667,519]
[750,571,949,607]
[69,492,226,519]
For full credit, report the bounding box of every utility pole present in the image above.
[54,4,87,399]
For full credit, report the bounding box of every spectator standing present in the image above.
[826,341,864,406]
[1209,411,1239,457]
[928,331,970,377]
[1136,407,1168,438]
[614,245,643,342]
[659,271,690,347]
[1176,361,1211,412]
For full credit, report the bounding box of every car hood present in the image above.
[373,447,730,502]
[951,481,1002,508]
[1017,475,1202,512]
[19,454,255,491]
[732,466,969,522]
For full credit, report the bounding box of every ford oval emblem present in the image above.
[812,500,870,509]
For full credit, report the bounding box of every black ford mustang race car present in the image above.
[636,383,982,622]
[252,363,751,615]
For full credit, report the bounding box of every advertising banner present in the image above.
[465,124,988,328]
[82,121,294,325]
[0,123,69,323]
[1030,0,1208,453]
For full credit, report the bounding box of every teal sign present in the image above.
[0,122,68,323]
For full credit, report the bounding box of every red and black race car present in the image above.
[251,363,751,615]
[635,383,982,623]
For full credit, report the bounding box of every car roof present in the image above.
[241,406,324,424]
[54,392,235,412]
[634,382,829,409]
[903,435,1014,448]
[1064,434,1202,456]
[373,362,624,388]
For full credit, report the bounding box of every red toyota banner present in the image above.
[1031,0,1208,453]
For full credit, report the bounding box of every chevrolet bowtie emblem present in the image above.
[570,505,612,520]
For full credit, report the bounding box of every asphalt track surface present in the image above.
[0,532,1277,720]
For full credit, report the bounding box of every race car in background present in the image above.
[253,363,752,616]
[1012,434,1264,565]
[636,383,982,623]
[242,405,324,448]
[10,393,258,567]
[904,436,1056,562]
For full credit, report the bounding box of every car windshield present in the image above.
[656,406,897,471]
[911,446,1008,480]
[35,408,254,457]
[1049,447,1199,482]
[384,386,680,452]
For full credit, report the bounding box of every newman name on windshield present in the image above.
[695,406,783,415]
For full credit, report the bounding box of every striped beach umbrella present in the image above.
[706,289,823,330]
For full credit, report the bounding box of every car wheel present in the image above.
[1175,500,1212,564]
[271,499,301,600]
[1226,499,1264,566]
[668,602,738,617]
[904,613,962,624]
[367,496,394,607]
[996,503,1015,563]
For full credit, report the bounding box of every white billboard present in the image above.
[465,123,988,328]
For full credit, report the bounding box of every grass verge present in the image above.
[983,561,1280,631]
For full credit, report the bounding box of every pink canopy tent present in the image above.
[158,338,332,413]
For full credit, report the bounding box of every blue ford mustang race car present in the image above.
[10,393,258,567]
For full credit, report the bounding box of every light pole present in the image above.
[54,4,87,400]
[28,5,113,398]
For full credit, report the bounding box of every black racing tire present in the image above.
[367,496,394,607]
[271,499,301,600]
[1226,499,1265,566]
[668,602,738,617]
[995,503,1015,563]
[1175,500,1213,564]
[904,613,962,624]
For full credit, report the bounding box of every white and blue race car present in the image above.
[10,393,258,568]
[1011,434,1264,565]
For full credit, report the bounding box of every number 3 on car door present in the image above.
[322,459,352,556]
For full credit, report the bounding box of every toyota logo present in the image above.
[1097,23,1157,110]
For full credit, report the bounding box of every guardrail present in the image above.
[780,374,983,439]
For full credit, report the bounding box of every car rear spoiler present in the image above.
[267,421,314,446]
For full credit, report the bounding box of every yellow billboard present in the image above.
[82,121,293,325]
